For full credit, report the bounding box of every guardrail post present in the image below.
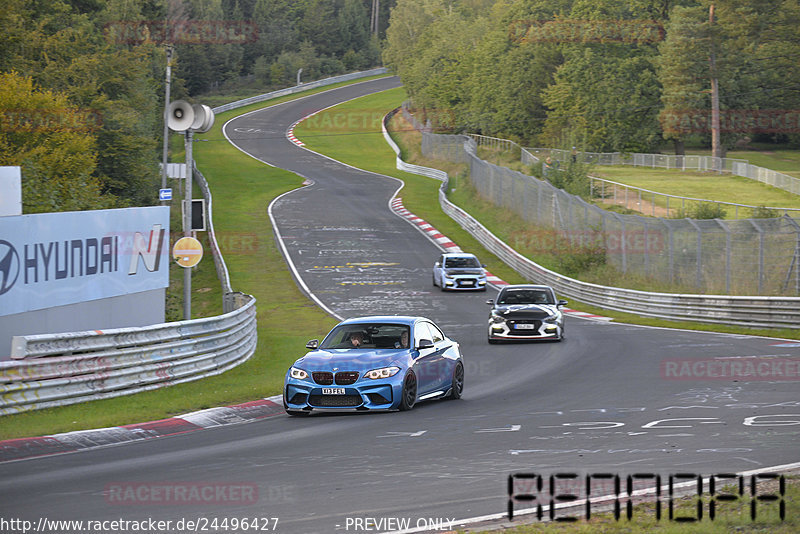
[687,219,703,290]
[716,219,731,294]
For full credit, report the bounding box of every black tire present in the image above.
[446,362,464,400]
[432,275,437,288]
[488,336,499,345]
[398,371,417,411]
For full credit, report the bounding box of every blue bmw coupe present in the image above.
[283,316,464,415]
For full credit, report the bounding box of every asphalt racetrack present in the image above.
[1,77,798,533]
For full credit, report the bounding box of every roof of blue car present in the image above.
[338,315,423,326]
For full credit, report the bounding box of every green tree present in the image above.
[657,5,709,154]
[0,72,119,213]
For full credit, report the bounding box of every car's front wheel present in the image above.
[398,371,417,411]
[446,362,464,399]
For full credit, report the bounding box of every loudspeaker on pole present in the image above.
[191,104,215,133]
[168,100,195,132]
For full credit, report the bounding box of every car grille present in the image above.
[312,372,334,385]
[456,279,477,288]
[509,320,542,335]
[335,371,359,385]
[308,394,363,407]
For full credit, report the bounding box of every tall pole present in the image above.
[709,4,721,167]
[371,0,380,36]
[161,45,173,199]
[183,130,193,320]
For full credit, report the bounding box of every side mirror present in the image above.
[417,339,434,350]
[557,300,568,307]
[486,299,494,305]
[482,264,487,268]
[305,339,319,349]
[434,261,440,267]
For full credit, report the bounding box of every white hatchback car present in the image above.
[432,253,487,291]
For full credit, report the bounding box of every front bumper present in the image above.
[442,276,487,290]
[284,376,404,412]
[488,319,561,340]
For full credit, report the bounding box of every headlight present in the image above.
[364,366,400,379]
[490,312,505,323]
[289,367,308,380]
[543,315,559,323]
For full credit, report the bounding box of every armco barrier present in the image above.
[383,109,800,329]
[0,296,256,415]
[212,68,388,115]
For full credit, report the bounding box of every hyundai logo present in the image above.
[0,240,20,296]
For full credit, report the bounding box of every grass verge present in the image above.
[0,77,395,440]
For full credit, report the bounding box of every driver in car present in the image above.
[347,331,365,348]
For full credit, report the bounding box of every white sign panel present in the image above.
[0,206,169,317]
[0,167,22,217]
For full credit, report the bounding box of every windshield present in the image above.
[444,256,480,268]
[497,289,554,305]
[320,324,411,350]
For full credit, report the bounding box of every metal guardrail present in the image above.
[212,68,389,114]
[0,296,256,415]
[385,110,800,329]
[194,163,233,297]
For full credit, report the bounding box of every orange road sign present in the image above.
[173,236,203,268]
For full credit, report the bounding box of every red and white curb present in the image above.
[0,395,285,463]
[286,119,305,147]
[390,197,613,321]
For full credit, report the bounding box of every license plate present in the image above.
[322,388,346,395]
[513,324,536,330]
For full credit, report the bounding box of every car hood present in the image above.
[295,349,408,371]
[493,304,558,319]
[445,268,484,275]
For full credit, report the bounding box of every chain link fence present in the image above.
[421,133,800,296]
[526,146,800,195]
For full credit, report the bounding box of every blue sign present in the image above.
[159,188,173,201]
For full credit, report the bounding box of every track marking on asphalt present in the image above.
[377,431,427,438]
[475,425,521,433]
